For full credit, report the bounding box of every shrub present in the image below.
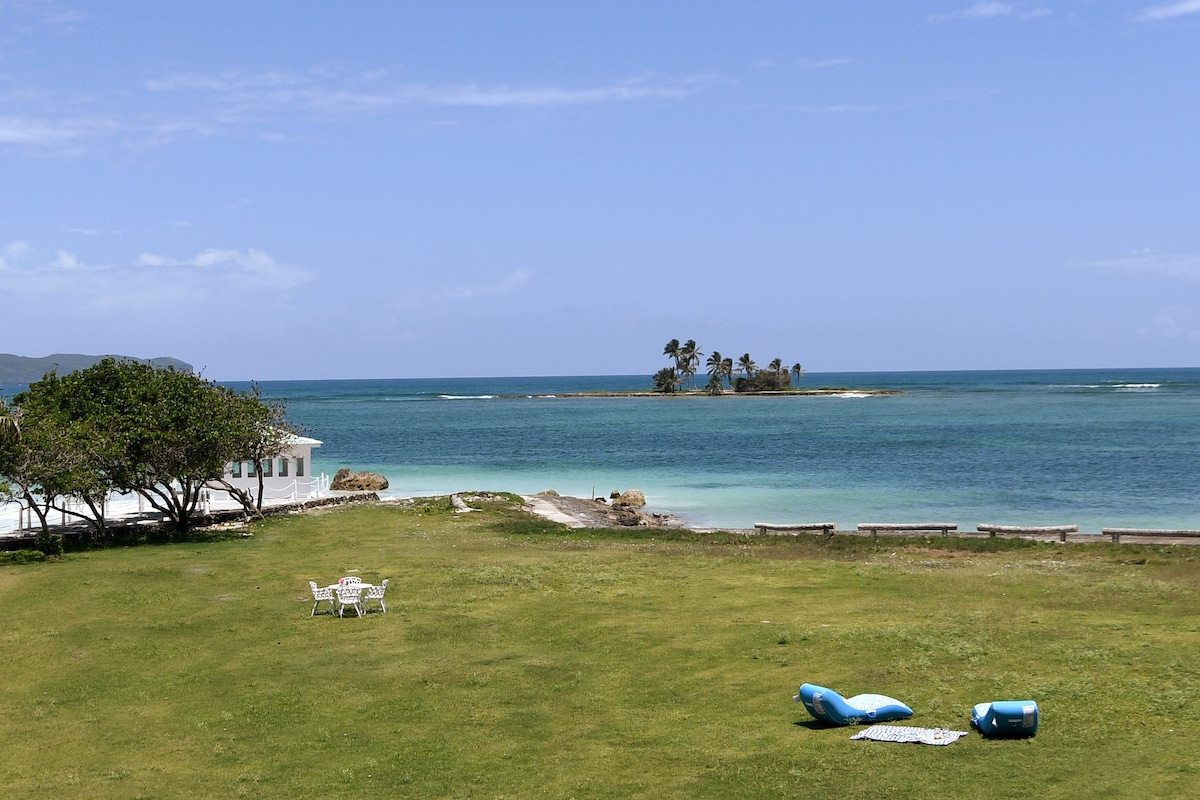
[0,549,47,564]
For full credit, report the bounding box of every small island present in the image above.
[643,339,897,396]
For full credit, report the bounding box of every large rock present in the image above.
[612,489,646,509]
[330,468,389,491]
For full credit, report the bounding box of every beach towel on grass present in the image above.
[850,725,969,746]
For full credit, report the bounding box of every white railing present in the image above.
[0,474,332,534]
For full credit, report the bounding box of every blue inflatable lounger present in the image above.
[971,701,1039,738]
[795,683,914,726]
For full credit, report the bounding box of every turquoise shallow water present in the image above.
[228,369,1200,532]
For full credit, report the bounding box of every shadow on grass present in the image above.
[792,719,846,731]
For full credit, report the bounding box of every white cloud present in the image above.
[1,242,312,308]
[930,3,1014,22]
[1092,249,1200,280]
[4,240,35,264]
[144,70,695,114]
[796,58,855,69]
[448,269,534,300]
[794,104,875,114]
[1138,0,1200,20]
[1,70,698,156]
[1139,315,1200,340]
[141,71,304,93]
[49,250,80,269]
[63,227,98,235]
[135,248,313,289]
[0,1,88,34]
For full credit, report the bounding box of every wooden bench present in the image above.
[1103,528,1200,543]
[977,524,1079,542]
[753,522,836,537]
[856,522,957,537]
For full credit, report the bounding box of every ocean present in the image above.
[227,368,1200,533]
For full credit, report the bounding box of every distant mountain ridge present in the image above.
[0,353,194,386]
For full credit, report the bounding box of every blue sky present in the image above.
[2,1,1198,380]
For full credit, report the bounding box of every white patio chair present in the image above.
[335,583,364,617]
[340,576,362,585]
[309,581,335,616]
[363,578,389,613]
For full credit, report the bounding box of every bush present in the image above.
[733,372,792,392]
[0,549,47,564]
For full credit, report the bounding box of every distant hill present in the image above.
[0,353,194,386]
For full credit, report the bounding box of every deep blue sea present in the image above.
[223,368,1200,533]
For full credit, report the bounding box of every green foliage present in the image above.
[0,548,47,564]
[733,370,792,392]
[658,341,803,394]
[652,366,680,394]
[3,358,289,538]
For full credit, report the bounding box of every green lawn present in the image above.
[2,497,1197,799]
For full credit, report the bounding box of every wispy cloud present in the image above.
[145,71,696,115]
[0,0,88,35]
[447,269,533,300]
[1137,0,1200,21]
[796,57,855,69]
[927,2,1050,22]
[136,248,313,289]
[929,2,1014,22]
[793,104,875,114]
[0,243,314,314]
[1091,249,1200,280]
[0,70,698,156]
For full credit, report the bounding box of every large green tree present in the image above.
[5,359,291,538]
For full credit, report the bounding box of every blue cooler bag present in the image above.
[971,701,1039,737]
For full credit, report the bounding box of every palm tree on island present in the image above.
[792,363,804,385]
[663,339,681,367]
[737,353,756,382]
[680,339,701,389]
[706,351,725,387]
[652,366,681,394]
[654,341,802,394]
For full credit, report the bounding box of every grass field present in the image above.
[2,496,1198,798]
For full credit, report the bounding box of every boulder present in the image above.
[330,468,389,491]
[613,489,646,509]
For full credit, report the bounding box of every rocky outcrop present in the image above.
[612,489,646,510]
[524,490,680,529]
[330,468,389,491]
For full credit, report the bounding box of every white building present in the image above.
[221,434,325,502]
